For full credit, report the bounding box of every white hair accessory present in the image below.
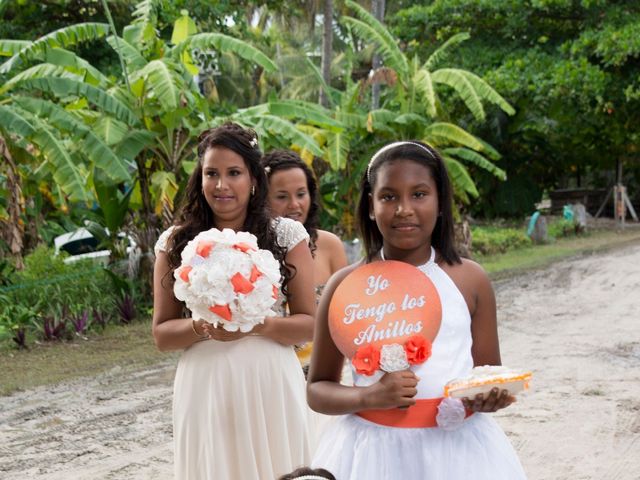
[250,137,258,148]
[264,166,271,175]
[367,141,435,183]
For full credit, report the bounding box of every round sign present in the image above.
[328,260,442,360]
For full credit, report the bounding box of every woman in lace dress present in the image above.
[153,124,315,480]
[261,150,348,374]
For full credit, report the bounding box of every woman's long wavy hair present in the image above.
[357,141,461,265]
[261,149,320,257]
[166,123,292,293]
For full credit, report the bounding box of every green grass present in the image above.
[0,320,178,396]
[2,226,640,397]
[477,227,640,279]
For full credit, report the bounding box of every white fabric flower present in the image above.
[173,228,280,331]
[249,249,282,284]
[379,343,410,372]
[354,369,384,387]
[436,397,467,431]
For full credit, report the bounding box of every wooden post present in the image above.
[624,188,639,221]
[595,158,638,223]
[614,185,626,226]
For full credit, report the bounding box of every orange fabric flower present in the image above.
[178,266,192,283]
[233,242,255,253]
[196,240,215,258]
[272,285,279,300]
[249,265,262,283]
[352,344,381,376]
[231,272,255,294]
[208,304,232,321]
[404,335,432,365]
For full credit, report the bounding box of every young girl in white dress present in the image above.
[307,141,527,478]
[153,123,315,480]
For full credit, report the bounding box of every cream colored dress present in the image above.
[155,218,312,480]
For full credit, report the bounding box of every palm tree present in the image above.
[319,0,333,108]
[0,135,24,268]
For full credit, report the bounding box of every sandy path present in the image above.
[494,242,640,479]
[0,363,176,479]
[1,242,639,479]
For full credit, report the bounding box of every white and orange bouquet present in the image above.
[173,228,282,332]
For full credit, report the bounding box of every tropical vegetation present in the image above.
[0,0,637,350]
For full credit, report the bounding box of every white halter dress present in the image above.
[311,248,526,479]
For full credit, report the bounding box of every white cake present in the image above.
[444,365,532,399]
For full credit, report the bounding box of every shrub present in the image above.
[547,218,579,239]
[0,247,121,348]
[0,299,39,348]
[471,226,532,256]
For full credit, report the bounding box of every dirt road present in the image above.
[2,242,639,479]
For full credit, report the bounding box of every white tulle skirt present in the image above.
[311,413,526,479]
[173,336,312,480]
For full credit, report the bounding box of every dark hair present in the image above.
[261,149,320,257]
[166,122,292,292]
[278,466,336,480]
[357,141,461,265]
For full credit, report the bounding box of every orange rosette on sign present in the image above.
[328,261,442,375]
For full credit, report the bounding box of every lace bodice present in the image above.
[154,226,176,256]
[273,217,309,250]
[154,217,309,256]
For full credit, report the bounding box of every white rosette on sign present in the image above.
[379,343,410,373]
[173,228,281,332]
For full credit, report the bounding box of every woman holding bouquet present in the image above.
[262,150,348,374]
[152,123,316,479]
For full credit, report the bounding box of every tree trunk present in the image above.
[319,0,333,107]
[135,154,160,296]
[0,135,25,269]
[371,0,385,109]
[454,215,472,259]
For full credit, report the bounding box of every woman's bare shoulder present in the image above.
[316,229,345,250]
[324,259,363,292]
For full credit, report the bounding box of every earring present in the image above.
[251,185,256,196]
[369,213,375,220]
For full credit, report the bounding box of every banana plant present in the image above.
[342,0,513,203]
[0,1,325,275]
[0,23,135,207]
[0,22,149,272]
